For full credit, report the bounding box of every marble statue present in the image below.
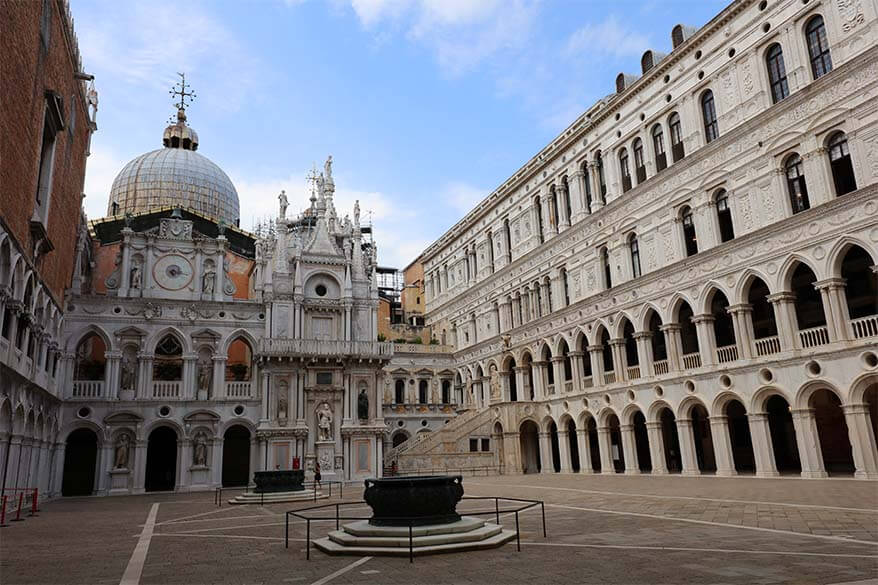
[114,433,131,469]
[490,365,501,399]
[197,360,212,393]
[120,355,136,390]
[317,403,333,441]
[384,378,392,404]
[278,190,288,219]
[353,200,360,226]
[278,393,288,420]
[193,432,208,466]
[202,269,215,294]
[358,388,369,420]
[129,264,142,289]
[324,155,333,181]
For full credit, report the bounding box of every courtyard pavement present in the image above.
[1,473,877,584]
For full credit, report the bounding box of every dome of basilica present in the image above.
[107,108,240,225]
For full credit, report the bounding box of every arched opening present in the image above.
[647,310,668,374]
[586,417,601,472]
[866,385,878,453]
[226,337,253,382]
[827,132,856,196]
[633,138,646,184]
[576,333,592,386]
[507,358,518,401]
[391,431,410,448]
[805,15,832,80]
[710,290,736,363]
[790,263,827,346]
[607,414,625,473]
[669,112,685,162]
[725,400,755,472]
[766,395,801,474]
[521,352,535,400]
[840,246,877,337]
[652,124,667,172]
[534,196,544,244]
[690,404,717,473]
[559,340,572,390]
[581,161,593,213]
[600,247,612,289]
[599,328,614,383]
[633,411,652,472]
[395,379,405,404]
[701,90,718,143]
[677,301,700,368]
[765,43,789,104]
[145,426,178,492]
[619,148,632,193]
[715,189,734,242]
[222,425,251,487]
[542,345,555,393]
[61,428,98,496]
[73,333,107,382]
[441,380,451,404]
[596,151,607,198]
[622,319,640,379]
[519,421,541,474]
[153,334,183,381]
[549,421,561,472]
[747,277,779,355]
[810,389,855,475]
[629,234,642,278]
[567,419,580,472]
[660,408,682,472]
[681,206,698,257]
[785,154,810,214]
[418,379,428,404]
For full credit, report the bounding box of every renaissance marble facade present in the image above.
[409,0,878,479]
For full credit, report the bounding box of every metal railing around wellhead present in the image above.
[213,480,344,507]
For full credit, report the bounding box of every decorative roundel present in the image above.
[421,420,428,427]
[158,405,172,417]
[397,420,405,427]
[315,284,327,297]
[153,254,194,290]
[233,405,245,416]
[77,407,91,419]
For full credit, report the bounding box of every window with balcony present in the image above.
[785,154,810,214]
[681,206,698,257]
[827,132,856,196]
[766,44,789,104]
[629,234,642,278]
[715,189,734,242]
[652,124,667,172]
[669,112,685,161]
[805,16,832,80]
[633,138,646,183]
[701,90,718,143]
[619,148,632,193]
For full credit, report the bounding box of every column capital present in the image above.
[691,313,715,325]
[586,344,603,353]
[550,356,565,364]
[708,415,729,424]
[645,421,662,430]
[748,412,768,422]
[726,303,753,315]
[632,331,653,340]
[766,291,796,303]
[608,338,626,348]
[814,277,846,291]
[842,403,870,415]
[659,323,681,332]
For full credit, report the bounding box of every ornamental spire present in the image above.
[163,72,199,151]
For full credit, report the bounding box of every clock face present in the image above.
[152,254,194,291]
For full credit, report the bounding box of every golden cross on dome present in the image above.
[306,164,320,198]
[169,72,196,112]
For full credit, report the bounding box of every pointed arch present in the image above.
[826,237,875,278]
[735,268,774,305]
[777,254,822,291]
[698,280,733,315]
[147,326,192,353]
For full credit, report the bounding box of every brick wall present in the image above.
[0,0,92,303]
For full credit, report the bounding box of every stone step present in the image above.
[328,523,503,548]
[227,490,328,505]
[312,528,517,557]
[342,516,485,537]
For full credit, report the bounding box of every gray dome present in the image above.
[107,111,239,225]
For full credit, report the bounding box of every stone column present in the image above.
[569,351,584,392]
[513,366,527,402]
[538,432,553,473]
[843,403,878,479]
[138,354,154,399]
[620,424,639,474]
[576,429,593,473]
[676,418,700,475]
[646,422,667,474]
[727,304,754,359]
[569,170,586,222]
[51,441,67,497]
[105,352,122,399]
[815,278,850,341]
[709,415,736,476]
[791,408,828,478]
[633,332,653,377]
[0,432,8,489]
[659,323,682,372]
[558,183,571,229]
[212,356,227,399]
[597,426,614,474]
[532,361,547,398]
[557,430,572,472]
[747,413,779,477]
[98,440,112,494]
[767,292,799,350]
[211,437,223,487]
[587,345,604,386]
[609,339,626,381]
[133,439,148,493]
[4,435,22,490]
[177,439,190,490]
[692,314,716,367]
[550,357,564,395]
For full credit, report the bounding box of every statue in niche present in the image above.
[192,432,208,466]
[490,365,500,399]
[278,393,288,420]
[431,378,440,404]
[129,264,142,289]
[202,268,215,294]
[197,359,212,393]
[358,388,369,420]
[120,353,137,390]
[317,402,333,441]
[114,433,131,469]
[278,190,288,219]
[384,378,392,404]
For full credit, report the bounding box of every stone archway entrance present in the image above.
[726,400,755,473]
[766,395,801,474]
[567,419,580,472]
[145,426,177,492]
[810,389,855,475]
[633,411,652,472]
[690,405,717,473]
[391,431,410,448]
[222,425,251,487]
[62,428,98,496]
[660,408,682,473]
[519,421,541,474]
[586,417,601,472]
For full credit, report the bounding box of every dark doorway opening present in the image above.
[62,429,98,496]
[222,425,251,487]
[145,426,177,492]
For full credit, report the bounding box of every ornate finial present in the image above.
[307,164,319,203]
[169,72,196,115]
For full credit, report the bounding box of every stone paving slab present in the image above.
[1,474,876,585]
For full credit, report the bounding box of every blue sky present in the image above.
[76,0,726,268]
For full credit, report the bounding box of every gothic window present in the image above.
[74,333,106,381]
[487,231,495,273]
[549,187,560,229]
[153,334,183,381]
[619,148,632,193]
[504,218,512,262]
[652,124,667,172]
[581,161,593,213]
[701,91,718,143]
[395,379,405,404]
[600,246,612,290]
[561,268,570,307]
[669,112,685,161]
[766,44,789,104]
[805,16,832,80]
[827,132,856,196]
[633,138,646,183]
[785,154,810,213]
[715,189,735,243]
[226,338,253,381]
[629,234,642,278]
[595,151,607,197]
[534,196,544,244]
[681,206,698,257]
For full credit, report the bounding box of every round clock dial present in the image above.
[152,254,194,291]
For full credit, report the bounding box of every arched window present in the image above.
[486,230,495,273]
[652,125,667,172]
[504,218,512,262]
[418,380,428,404]
[153,334,183,381]
[633,138,646,183]
[74,333,106,381]
[619,148,632,193]
[681,206,698,257]
[226,338,253,381]
[561,177,572,222]
[629,234,641,278]
[395,379,405,404]
[766,44,789,104]
[785,154,810,213]
[600,246,612,290]
[534,196,544,244]
[669,112,685,161]
[581,161,593,213]
[548,187,559,231]
[715,189,734,242]
[441,380,451,404]
[595,152,607,197]
[561,268,570,306]
[701,91,718,143]
[827,132,856,196]
[805,16,832,80]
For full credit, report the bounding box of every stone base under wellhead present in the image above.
[227,489,327,505]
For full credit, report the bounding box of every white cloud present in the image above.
[441,181,488,214]
[83,145,127,221]
[565,15,650,59]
